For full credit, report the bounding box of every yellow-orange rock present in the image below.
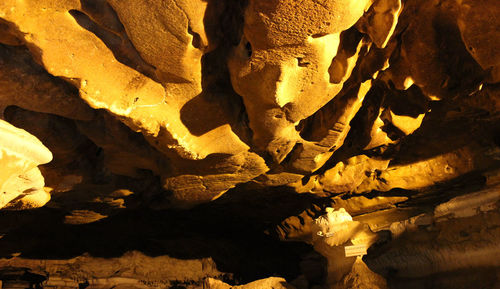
[0,0,497,208]
[0,119,52,209]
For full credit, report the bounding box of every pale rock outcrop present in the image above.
[356,0,402,49]
[274,195,407,242]
[311,208,379,287]
[0,119,52,209]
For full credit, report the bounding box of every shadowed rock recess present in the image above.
[0,0,499,288]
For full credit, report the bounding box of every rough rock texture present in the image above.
[365,185,500,289]
[0,0,499,207]
[0,0,499,288]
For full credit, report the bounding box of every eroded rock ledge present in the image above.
[0,0,499,288]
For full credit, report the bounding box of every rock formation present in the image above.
[0,0,499,288]
[0,120,52,209]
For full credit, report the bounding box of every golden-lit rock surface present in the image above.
[0,0,498,206]
[0,0,499,288]
[205,276,294,289]
[332,257,388,289]
[0,120,52,209]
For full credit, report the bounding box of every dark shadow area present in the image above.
[3,106,162,191]
[384,268,499,289]
[179,89,244,137]
[0,267,46,289]
[180,0,252,145]
[432,10,486,97]
[364,207,500,289]
[311,81,387,176]
[0,184,326,284]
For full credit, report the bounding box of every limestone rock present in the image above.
[457,0,500,83]
[0,251,227,289]
[0,0,498,209]
[228,0,374,163]
[318,155,389,194]
[275,195,406,243]
[356,146,482,193]
[0,0,499,287]
[0,0,266,206]
[0,119,52,209]
[205,277,295,289]
[309,207,379,287]
[0,45,95,121]
[356,0,402,49]
[107,0,208,84]
[332,257,388,289]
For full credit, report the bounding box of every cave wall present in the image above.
[0,0,499,209]
[0,0,499,288]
